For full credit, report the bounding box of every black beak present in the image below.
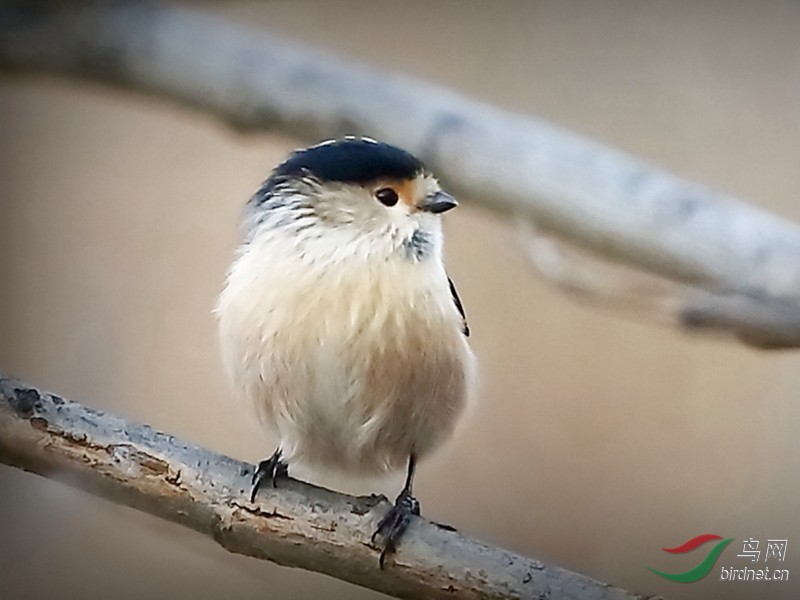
[417,190,458,214]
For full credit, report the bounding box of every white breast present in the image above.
[217,228,476,476]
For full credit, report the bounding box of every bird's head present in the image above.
[244,137,458,261]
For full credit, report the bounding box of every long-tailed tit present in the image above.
[217,137,476,566]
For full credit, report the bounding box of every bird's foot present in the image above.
[250,448,288,502]
[371,489,420,568]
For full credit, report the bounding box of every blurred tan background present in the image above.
[2,1,799,599]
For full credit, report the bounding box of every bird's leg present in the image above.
[371,454,420,568]
[250,447,289,502]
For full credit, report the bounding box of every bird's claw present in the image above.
[250,449,288,502]
[371,489,420,568]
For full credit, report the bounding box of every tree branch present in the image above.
[518,224,800,349]
[0,375,649,600]
[2,4,799,341]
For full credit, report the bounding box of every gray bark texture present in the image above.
[1,1,800,347]
[0,375,653,600]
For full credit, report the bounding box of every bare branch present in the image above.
[519,223,800,349]
[2,1,799,346]
[0,375,649,600]
[680,293,800,349]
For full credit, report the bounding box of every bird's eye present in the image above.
[375,187,399,207]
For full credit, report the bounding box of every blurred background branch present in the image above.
[0,375,649,600]
[2,1,800,348]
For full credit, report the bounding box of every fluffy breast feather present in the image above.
[217,230,475,475]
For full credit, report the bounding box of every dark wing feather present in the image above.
[448,276,470,337]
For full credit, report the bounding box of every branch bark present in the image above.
[518,225,800,349]
[1,3,799,338]
[0,375,649,600]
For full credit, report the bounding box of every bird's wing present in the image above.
[448,276,470,337]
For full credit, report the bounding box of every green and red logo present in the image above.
[646,534,735,583]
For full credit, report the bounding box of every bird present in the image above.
[216,136,476,566]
